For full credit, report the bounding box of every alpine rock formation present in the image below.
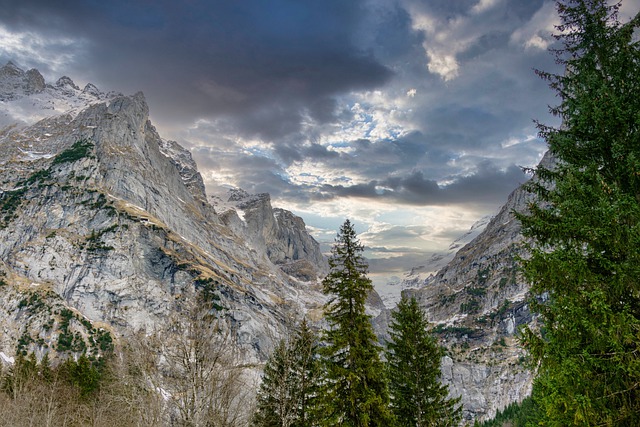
[0,61,335,374]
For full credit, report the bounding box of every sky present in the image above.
[1,0,639,286]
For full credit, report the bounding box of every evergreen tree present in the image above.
[39,353,53,383]
[292,319,321,427]
[517,1,640,424]
[253,319,320,427]
[254,340,298,427]
[386,296,461,427]
[59,354,102,398]
[320,219,394,427]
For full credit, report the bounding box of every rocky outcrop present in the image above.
[158,138,208,203]
[0,61,46,100]
[213,188,328,281]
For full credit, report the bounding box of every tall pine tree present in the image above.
[517,1,640,424]
[386,296,461,427]
[321,219,394,426]
[292,319,321,427]
[253,319,320,427]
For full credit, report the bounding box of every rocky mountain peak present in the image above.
[0,61,46,100]
[82,82,101,97]
[55,75,80,90]
[25,69,46,93]
[228,188,271,207]
[0,62,114,130]
[0,60,22,76]
[0,64,347,378]
[211,187,328,281]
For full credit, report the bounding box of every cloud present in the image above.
[471,0,503,15]
[0,0,583,282]
[0,24,87,79]
[510,0,558,51]
[402,0,547,80]
[313,161,526,207]
[0,0,393,137]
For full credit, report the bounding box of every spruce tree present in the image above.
[292,319,321,427]
[386,296,461,427]
[320,219,394,426]
[253,319,320,427]
[517,1,640,424]
[254,340,298,427]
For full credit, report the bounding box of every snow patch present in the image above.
[508,289,528,303]
[435,313,469,327]
[158,387,172,401]
[235,208,246,223]
[18,148,55,161]
[0,352,15,364]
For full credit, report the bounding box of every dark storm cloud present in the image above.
[0,0,392,134]
[316,161,526,207]
[146,0,558,211]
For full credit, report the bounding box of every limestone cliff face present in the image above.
[405,156,555,422]
[0,64,331,367]
[213,189,328,282]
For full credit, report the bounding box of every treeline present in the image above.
[474,396,541,427]
[0,351,159,426]
[0,304,253,426]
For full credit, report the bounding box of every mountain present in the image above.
[0,62,336,373]
[0,61,120,131]
[211,188,328,281]
[403,154,555,422]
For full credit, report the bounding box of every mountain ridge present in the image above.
[0,60,539,424]
[0,62,335,371]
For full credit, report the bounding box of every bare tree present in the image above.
[0,300,256,427]
[132,298,254,427]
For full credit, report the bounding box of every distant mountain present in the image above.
[211,188,328,281]
[0,61,122,130]
[379,215,492,308]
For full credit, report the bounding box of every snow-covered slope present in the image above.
[0,61,120,130]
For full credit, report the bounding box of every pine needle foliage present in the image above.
[517,1,640,425]
[320,219,394,427]
[253,319,321,427]
[386,296,461,427]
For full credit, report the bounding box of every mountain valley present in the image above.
[0,61,538,423]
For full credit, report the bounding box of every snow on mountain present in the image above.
[378,214,493,308]
[0,61,119,130]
